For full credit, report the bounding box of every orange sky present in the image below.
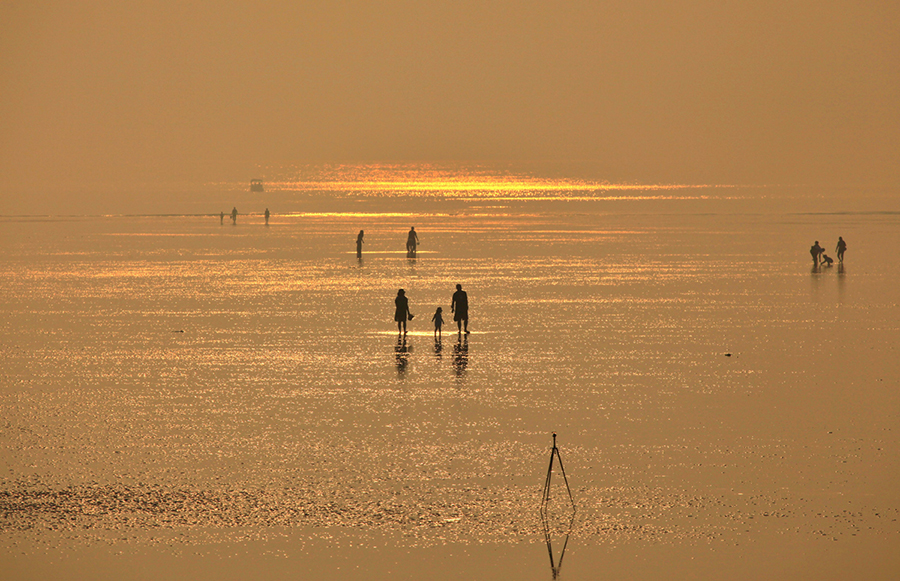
[1,1,898,198]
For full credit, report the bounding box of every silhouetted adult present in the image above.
[810,241,823,265]
[231,207,238,224]
[265,208,270,225]
[836,237,847,263]
[406,227,419,257]
[220,211,224,225]
[395,289,412,335]
[451,283,469,334]
[357,230,365,258]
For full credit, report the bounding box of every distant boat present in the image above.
[250,179,264,192]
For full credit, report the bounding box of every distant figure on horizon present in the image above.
[231,207,238,224]
[264,208,270,225]
[395,289,412,335]
[406,227,419,257]
[220,211,224,225]
[451,284,469,335]
[810,241,824,265]
[836,237,847,263]
[821,253,834,267]
[357,230,365,258]
[432,307,445,338]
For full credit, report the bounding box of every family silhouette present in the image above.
[391,284,470,336]
[810,238,847,268]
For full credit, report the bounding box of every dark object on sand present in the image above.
[540,433,575,515]
[250,179,264,192]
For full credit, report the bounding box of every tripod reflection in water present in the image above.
[539,433,576,579]
[542,511,575,580]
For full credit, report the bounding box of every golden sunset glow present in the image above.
[248,164,735,200]
[3,3,897,579]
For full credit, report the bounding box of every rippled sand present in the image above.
[1,186,899,579]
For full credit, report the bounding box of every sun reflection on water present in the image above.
[242,163,734,200]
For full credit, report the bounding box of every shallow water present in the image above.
[2,174,899,579]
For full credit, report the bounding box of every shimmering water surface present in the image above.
[2,168,899,579]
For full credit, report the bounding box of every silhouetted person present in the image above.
[220,211,224,225]
[836,236,847,263]
[821,253,834,266]
[264,208,270,225]
[357,230,364,258]
[432,307,445,338]
[451,283,469,334]
[406,227,419,257]
[810,241,823,265]
[231,207,238,224]
[394,289,412,335]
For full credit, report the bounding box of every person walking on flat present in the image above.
[357,230,365,258]
[836,237,847,263]
[394,289,412,335]
[406,227,419,257]
[231,207,238,224]
[265,208,270,225]
[432,307,445,338]
[451,284,469,335]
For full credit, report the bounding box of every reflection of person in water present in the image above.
[356,230,365,258]
[451,284,469,334]
[406,227,419,257]
[452,334,468,377]
[394,289,412,335]
[433,336,443,359]
[836,236,847,263]
[395,336,409,376]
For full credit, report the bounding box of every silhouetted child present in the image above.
[432,307,444,337]
[821,253,834,266]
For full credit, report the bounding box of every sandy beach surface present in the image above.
[2,176,899,579]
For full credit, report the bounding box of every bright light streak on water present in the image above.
[1,172,899,572]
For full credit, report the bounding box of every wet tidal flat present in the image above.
[1,195,899,579]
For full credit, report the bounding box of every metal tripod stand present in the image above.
[540,432,576,515]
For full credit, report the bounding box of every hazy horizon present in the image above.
[2,0,898,212]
